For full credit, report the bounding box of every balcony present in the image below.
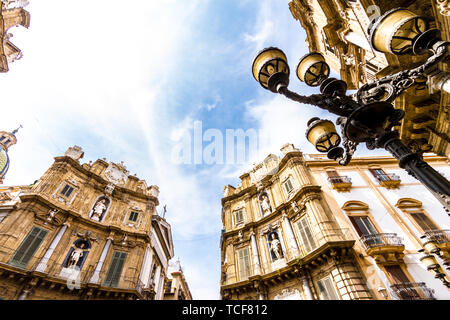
[360,233,405,264]
[390,282,435,300]
[422,229,450,257]
[327,175,352,192]
[375,173,401,189]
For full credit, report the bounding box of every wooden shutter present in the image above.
[104,251,127,287]
[61,185,74,197]
[284,179,294,193]
[238,247,251,280]
[369,168,389,181]
[235,210,244,224]
[10,226,48,268]
[385,265,420,299]
[297,216,317,253]
[317,276,339,300]
[409,212,438,233]
[348,216,378,237]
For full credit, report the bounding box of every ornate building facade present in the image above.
[0,146,174,299]
[163,259,193,300]
[289,0,450,157]
[0,0,30,72]
[220,143,450,300]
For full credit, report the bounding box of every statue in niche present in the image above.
[259,192,272,216]
[268,232,283,261]
[90,197,109,221]
[67,242,85,268]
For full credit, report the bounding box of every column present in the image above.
[282,212,299,258]
[250,232,261,275]
[300,276,314,300]
[153,265,162,299]
[35,223,68,272]
[89,236,112,284]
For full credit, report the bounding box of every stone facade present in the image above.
[289,0,450,157]
[0,146,174,300]
[220,143,450,300]
[0,1,30,72]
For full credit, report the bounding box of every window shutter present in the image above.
[61,184,74,197]
[104,251,127,287]
[317,276,339,300]
[238,247,251,280]
[284,179,294,193]
[10,226,48,268]
[297,217,317,253]
[235,210,244,224]
[410,212,437,233]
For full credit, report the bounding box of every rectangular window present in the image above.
[369,168,389,181]
[409,212,438,233]
[60,184,74,197]
[317,275,340,300]
[326,170,344,183]
[128,211,139,222]
[297,216,318,253]
[9,226,48,268]
[234,210,244,225]
[348,216,378,237]
[284,179,294,194]
[385,265,420,299]
[237,247,252,281]
[104,251,127,287]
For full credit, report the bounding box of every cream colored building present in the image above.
[289,0,450,157]
[220,143,450,300]
[163,259,193,300]
[0,0,30,72]
[0,146,174,299]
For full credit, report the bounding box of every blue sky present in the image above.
[1,0,389,299]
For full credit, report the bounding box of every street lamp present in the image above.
[251,8,450,197]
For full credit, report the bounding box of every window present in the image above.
[284,178,294,194]
[385,265,420,299]
[409,211,438,233]
[9,226,48,268]
[297,216,318,253]
[128,211,139,222]
[326,170,344,183]
[60,184,74,197]
[237,247,252,281]
[317,275,340,300]
[348,216,378,237]
[104,251,127,287]
[234,209,244,225]
[369,168,389,181]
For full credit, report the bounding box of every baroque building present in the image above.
[163,259,193,300]
[289,0,450,157]
[0,0,30,72]
[0,146,174,300]
[220,143,450,300]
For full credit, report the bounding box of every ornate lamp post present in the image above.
[252,8,450,197]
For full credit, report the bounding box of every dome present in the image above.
[0,147,10,180]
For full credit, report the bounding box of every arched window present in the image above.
[342,201,382,246]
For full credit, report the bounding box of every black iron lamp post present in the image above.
[251,8,450,197]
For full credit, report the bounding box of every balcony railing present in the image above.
[422,230,450,244]
[390,282,435,300]
[327,176,352,191]
[360,233,404,250]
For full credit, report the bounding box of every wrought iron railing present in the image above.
[422,229,450,244]
[375,173,401,182]
[327,175,352,184]
[360,233,404,250]
[390,282,435,300]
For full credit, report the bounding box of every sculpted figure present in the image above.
[91,199,107,221]
[260,194,272,215]
[67,243,85,268]
[269,233,283,260]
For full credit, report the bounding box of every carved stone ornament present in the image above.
[148,185,160,198]
[64,146,84,161]
[103,162,129,186]
[274,288,301,300]
[3,0,30,9]
[104,183,115,195]
[436,0,450,16]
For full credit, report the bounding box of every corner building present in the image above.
[0,146,173,299]
[220,144,450,300]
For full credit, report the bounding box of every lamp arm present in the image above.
[357,42,449,105]
[277,86,356,117]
